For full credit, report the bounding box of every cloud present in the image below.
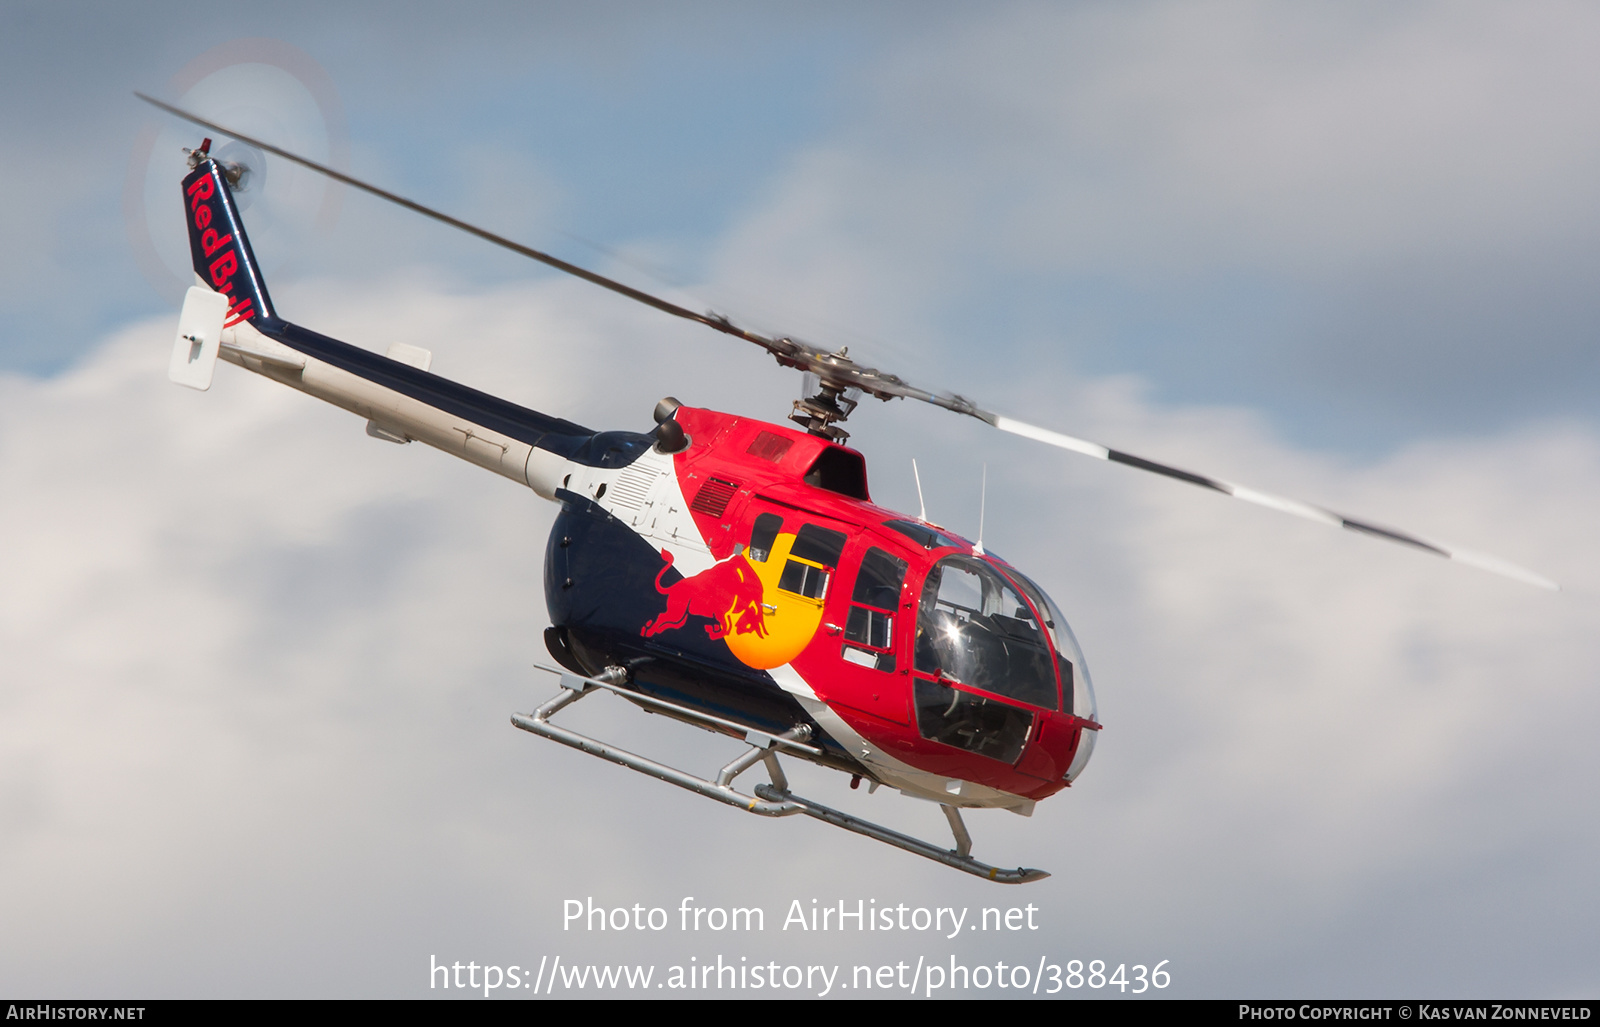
[861,0,1600,272]
[4,0,1598,998]
[706,0,1600,443]
[1,273,1595,996]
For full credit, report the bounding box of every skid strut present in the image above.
[512,665,1050,884]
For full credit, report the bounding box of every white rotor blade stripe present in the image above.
[1225,486,1342,529]
[1446,549,1561,591]
[991,415,1109,459]
[992,414,1557,590]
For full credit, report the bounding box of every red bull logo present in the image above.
[640,535,827,671]
[641,549,768,640]
[185,162,262,328]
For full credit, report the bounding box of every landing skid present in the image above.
[512,665,1050,884]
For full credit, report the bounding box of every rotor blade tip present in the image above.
[1450,548,1559,591]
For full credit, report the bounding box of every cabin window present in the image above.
[842,546,907,672]
[845,606,892,648]
[777,523,847,604]
[882,519,963,551]
[748,513,783,562]
[789,523,847,566]
[778,560,830,601]
[851,547,906,609]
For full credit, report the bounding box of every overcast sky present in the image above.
[2,0,1597,999]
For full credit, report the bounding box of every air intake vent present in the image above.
[690,477,740,516]
[608,465,656,511]
[803,448,868,499]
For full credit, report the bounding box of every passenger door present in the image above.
[818,540,912,726]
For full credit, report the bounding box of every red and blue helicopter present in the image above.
[142,95,1556,884]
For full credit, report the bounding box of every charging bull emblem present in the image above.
[641,549,769,640]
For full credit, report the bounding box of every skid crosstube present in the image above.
[511,665,1050,884]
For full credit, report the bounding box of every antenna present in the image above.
[912,459,927,522]
[974,464,987,557]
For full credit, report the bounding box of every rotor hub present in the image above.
[790,380,859,442]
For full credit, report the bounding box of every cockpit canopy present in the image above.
[912,555,1096,767]
[915,555,1058,707]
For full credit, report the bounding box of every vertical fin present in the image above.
[180,148,276,329]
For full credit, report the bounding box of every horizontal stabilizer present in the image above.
[218,340,307,371]
[168,286,228,391]
[365,343,434,443]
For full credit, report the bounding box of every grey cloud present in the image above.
[1,278,1595,996]
[0,1,942,376]
[3,0,1597,999]
[706,1,1600,447]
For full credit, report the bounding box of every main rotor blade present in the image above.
[137,94,1556,590]
[135,92,786,352]
[979,411,1558,590]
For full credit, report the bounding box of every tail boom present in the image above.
[176,146,588,497]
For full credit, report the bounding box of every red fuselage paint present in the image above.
[656,407,1095,804]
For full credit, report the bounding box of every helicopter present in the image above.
[141,94,1557,885]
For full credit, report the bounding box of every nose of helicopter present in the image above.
[1064,719,1096,784]
[911,554,1099,785]
[1010,570,1099,785]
